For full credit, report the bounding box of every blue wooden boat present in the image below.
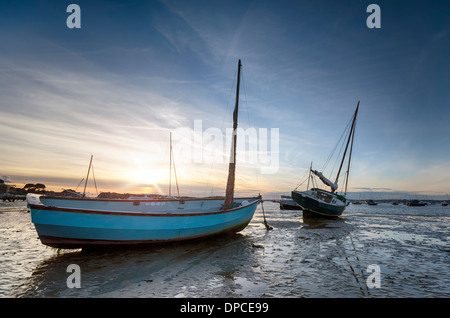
[27,59,261,248]
[26,194,260,248]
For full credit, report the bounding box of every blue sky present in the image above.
[0,0,449,199]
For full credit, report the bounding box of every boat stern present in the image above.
[26,193,44,206]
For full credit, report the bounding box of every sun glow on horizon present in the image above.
[132,168,168,188]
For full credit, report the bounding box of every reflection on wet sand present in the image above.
[298,215,371,296]
[301,215,348,229]
[17,233,263,297]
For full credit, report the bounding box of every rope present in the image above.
[321,113,353,180]
[242,69,271,230]
[91,163,99,196]
[294,168,310,191]
[172,150,180,197]
[260,197,273,230]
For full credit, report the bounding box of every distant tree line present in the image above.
[0,179,47,194]
[22,183,47,193]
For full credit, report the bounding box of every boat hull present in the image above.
[27,194,260,248]
[407,200,426,206]
[291,189,346,218]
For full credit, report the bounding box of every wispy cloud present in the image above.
[1,1,449,197]
[0,53,193,185]
[0,50,270,195]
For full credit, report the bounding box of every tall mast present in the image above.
[334,101,359,192]
[169,132,172,197]
[224,59,242,208]
[307,161,312,190]
[344,117,357,195]
[82,155,93,197]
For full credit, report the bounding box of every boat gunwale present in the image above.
[29,198,261,217]
[292,189,346,207]
[39,195,258,203]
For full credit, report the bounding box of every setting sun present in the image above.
[136,168,168,186]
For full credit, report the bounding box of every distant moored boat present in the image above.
[365,200,378,206]
[279,195,302,210]
[407,200,427,206]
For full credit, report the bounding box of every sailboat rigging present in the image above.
[292,102,360,218]
[82,154,98,197]
[168,131,180,198]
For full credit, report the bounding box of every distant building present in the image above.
[0,179,8,194]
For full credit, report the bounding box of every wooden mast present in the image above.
[334,101,359,193]
[224,59,242,208]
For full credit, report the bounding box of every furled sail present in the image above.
[312,169,338,191]
[224,59,242,208]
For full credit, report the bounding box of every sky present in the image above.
[0,0,449,199]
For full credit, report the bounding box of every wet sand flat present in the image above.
[1,200,449,298]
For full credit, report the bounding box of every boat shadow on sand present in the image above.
[13,232,261,297]
[300,214,349,230]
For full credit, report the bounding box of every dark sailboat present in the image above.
[292,102,360,218]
